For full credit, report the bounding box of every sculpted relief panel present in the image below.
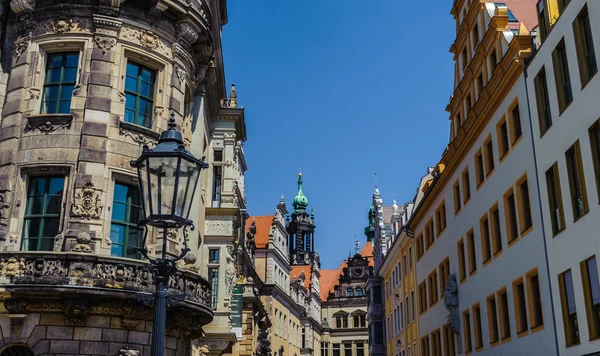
[205,215,233,236]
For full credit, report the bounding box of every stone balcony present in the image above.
[0,252,213,335]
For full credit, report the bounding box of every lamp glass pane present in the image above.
[148,155,177,219]
[176,157,200,220]
[137,159,151,220]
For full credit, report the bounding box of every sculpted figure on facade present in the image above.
[444,274,460,334]
[71,182,103,220]
[224,245,237,299]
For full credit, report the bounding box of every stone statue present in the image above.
[444,274,459,334]
[198,345,209,356]
[355,240,360,255]
[224,246,237,298]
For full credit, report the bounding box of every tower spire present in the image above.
[292,170,308,212]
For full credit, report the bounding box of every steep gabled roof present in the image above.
[246,215,274,248]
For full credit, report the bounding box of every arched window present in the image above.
[356,287,364,297]
[347,288,354,297]
[0,345,35,356]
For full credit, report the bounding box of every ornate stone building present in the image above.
[0,0,248,355]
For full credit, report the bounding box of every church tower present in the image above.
[286,172,316,265]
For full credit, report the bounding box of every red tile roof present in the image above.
[319,241,374,302]
[291,265,312,289]
[246,216,274,248]
[502,0,539,33]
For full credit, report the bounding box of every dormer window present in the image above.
[347,288,355,297]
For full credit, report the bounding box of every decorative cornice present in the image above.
[119,121,159,146]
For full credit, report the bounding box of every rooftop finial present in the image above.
[355,240,360,255]
[393,199,399,215]
[229,83,238,108]
[292,171,308,212]
[168,112,176,130]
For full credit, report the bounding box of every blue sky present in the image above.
[222,1,456,269]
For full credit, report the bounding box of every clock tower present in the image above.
[287,172,316,266]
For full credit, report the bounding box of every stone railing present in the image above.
[0,252,211,310]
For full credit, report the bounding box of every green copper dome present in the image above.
[292,173,309,212]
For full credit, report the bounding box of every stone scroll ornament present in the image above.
[71,182,103,220]
[119,347,140,356]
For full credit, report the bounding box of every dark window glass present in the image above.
[41,52,79,114]
[214,150,223,162]
[552,40,573,113]
[124,62,156,128]
[474,306,483,348]
[500,291,511,339]
[110,183,143,259]
[516,282,529,333]
[22,177,65,251]
[506,192,519,242]
[534,67,553,135]
[511,104,522,142]
[208,267,219,309]
[212,166,222,208]
[209,248,220,263]
[530,274,544,327]
[560,269,580,345]
[574,6,597,87]
[499,121,509,158]
[546,164,565,235]
[520,180,533,231]
[0,345,35,356]
[582,257,600,338]
[566,143,589,219]
[489,297,499,343]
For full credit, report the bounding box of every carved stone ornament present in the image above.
[13,40,29,58]
[28,88,40,99]
[33,18,92,36]
[71,231,93,253]
[176,65,189,84]
[71,182,103,220]
[198,345,209,356]
[26,114,73,133]
[139,30,159,49]
[94,35,117,54]
[224,245,237,299]
[119,347,140,356]
[0,192,9,226]
[117,91,126,102]
[72,84,82,96]
[177,22,199,45]
[0,257,26,277]
[183,253,199,273]
[120,26,171,57]
[10,0,35,14]
[119,121,159,146]
[444,274,460,334]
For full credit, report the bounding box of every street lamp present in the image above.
[130,113,209,356]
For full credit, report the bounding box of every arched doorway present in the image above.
[0,345,35,356]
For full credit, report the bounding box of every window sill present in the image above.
[499,151,509,164]
[581,71,598,90]
[558,100,573,117]
[573,210,589,223]
[25,113,73,133]
[588,335,600,342]
[565,341,580,348]
[485,168,496,179]
[507,237,519,248]
[501,336,512,344]
[493,249,504,259]
[483,258,492,267]
[469,269,477,278]
[531,324,544,334]
[520,226,533,239]
[463,197,472,206]
[490,341,500,348]
[551,227,565,238]
[516,330,529,338]
[511,136,523,150]
[119,120,160,142]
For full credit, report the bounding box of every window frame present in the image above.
[545,162,566,236]
[467,228,477,276]
[534,66,553,136]
[558,268,580,346]
[565,141,589,221]
[588,120,600,202]
[513,276,529,336]
[526,268,545,332]
[484,135,495,177]
[497,115,510,161]
[487,292,500,346]
[552,38,574,114]
[509,100,523,147]
[462,167,472,204]
[490,203,503,257]
[475,149,485,189]
[40,52,80,115]
[463,308,473,354]
[109,181,144,259]
[480,213,492,265]
[458,238,467,283]
[473,303,484,350]
[497,287,512,341]
[504,186,520,246]
[580,255,600,339]
[517,174,534,236]
[123,61,157,128]
[573,5,597,89]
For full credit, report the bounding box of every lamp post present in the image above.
[130,113,208,356]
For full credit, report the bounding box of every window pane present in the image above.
[45,69,62,84]
[42,86,59,102]
[48,178,64,195]
[112,201,127,221]
[125,76,138,93]
[26,196,44,215]
[48,54,63,68]
[110,223,125,245]
[23,219,40,241]
[126,62,140,77]
[40,237,54,251]
[111,243,124,257]
[124,109,135,123]
[63,68,78,83]
[564,270,576,314]
[65,53,79,67]
[138,99,149,116]
[60,85,74,100]
[140,82,153,98]
[587,258,600,304]
[58,101,71,114]
[45,195,63,215]
[141,68,154,83]
[26,237,39,252]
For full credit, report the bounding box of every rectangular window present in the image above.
[405,296,409,326]
[518,176,533,233]
[453,181,462,214]
[41,52,79,114]
[466,94,472,116]
[439,258,450,298]
[403,254,407,277]
[546,163,566,235]
[484,137,495,176]
[443,324,456,356]
[22,176,65,252]
[497,117,510,159]
[458,238,467,282]
[409,246,413,269]
[344,343,351,356]
[537,1,549,43]
[208,267,219,309]
[110,183,143,259]
[510,102,523,144]
[435,202,447,235]
[490,49,498,76]
[490,205,503,256]
[573,5,597,88]
[431,329,441,356]
[419,281,427,314]
[463,167,471,202]
[480,214,492,264]
[487,293,499,344]
[552,39,574,113]
[475,150,485,187]
[213,150,223,162]
[421,335,430,356]
[374,322,383,344]
[473,23,479,47]
[428,270,439,306]
[212,166,223,208]
[589,121,600,201]
[462,48,469,72]
[416,233,424,260]
[356,343,364,356]
[558,269,580,346]
[513,277,529,334]
[209,248,220,263]
[343,315,349,328]
[124,62,156,128]
[534,67,553,135]
[581,256,600,338]
[463,309,473,353]
[467,229,477,275]
[504,188,519,244]
[527,269,544,329]
[411,290,415,321]
[473,303,484,350]
[333,344,340,356]
[498,288,511,340]
[476,73,484,98]
[566,141,589,219]
[425,219,435,249]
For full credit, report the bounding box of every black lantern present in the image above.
[130,113,208,356]
[131,114,208,228]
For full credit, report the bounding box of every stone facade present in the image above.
[0,0,243,354]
